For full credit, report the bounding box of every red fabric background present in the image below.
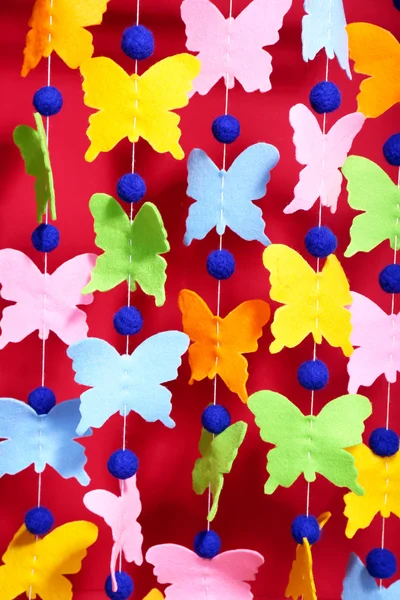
[1,1,400,598]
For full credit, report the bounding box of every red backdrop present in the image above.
[1,1,400,598]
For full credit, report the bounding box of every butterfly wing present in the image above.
[210,550,264,600]
[342,554,381,600]
[285,540,316,600]
[0,399,38,477]
[0,525,39,598]
[147,544,206,599]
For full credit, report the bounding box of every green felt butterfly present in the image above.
[83,194,169,306]
[248,391,371,495]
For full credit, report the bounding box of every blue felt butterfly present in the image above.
[184,142,279,246]
[0,399,91,485]
[342,554,400,599]
[67,331,190,435]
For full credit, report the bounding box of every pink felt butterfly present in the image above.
[347,291,400,393]
[146,544,264,600]
[84,475,143,592]
[0,249,96,349]
[180,0,292,95]
[284,104,365,214]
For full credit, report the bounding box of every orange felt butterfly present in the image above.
[178,289,270,402]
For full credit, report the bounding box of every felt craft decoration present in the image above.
[67,332,190,434]
[146,544,264,600]
[13,112,55,222]
[342,156,400,257]
[0,398,91,485]
[302,0,351,78]
[83,195,169,306]
[81,54,201,161]
[178,289,270,401]
[184,143,279,246]
[84,475,143,592]
[347,23,400,119]
[22,0,110,76]
[192,421,247,521]
[180,0,292,95]
[248,390,372,494]
[283,104,365,214]
[0,521,98,600]
[144,592,164,600]
[342,553,400,599]
[263,244,353,356]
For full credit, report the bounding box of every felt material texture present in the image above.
[342,553,400,599]
[181,0,292,95]
[302,0,351,77]
[0,522,98,600]
[284,104,365,214]
[143,592,164,600]
[192,421,247,521]
[83,196,169,306]
[81,54,200,161]
[347,23,400,119]
[343,156,400,257]
[0,398,91,485]
[67,332,190,434]
[13,112,55,222]
[146,544,264,600]
[248,390,372,494]
[84,475,143,592]
[21,0,110,76]
[263,244,353,356]
[178,289,270,402]
[0,249,96,349]
[184,143,279,245]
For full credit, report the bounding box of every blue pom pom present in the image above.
[202,405,231,434]
[297,360,329,391]
[309,81,341,114]
[366,548,397,579]
[207,249,235,280]
[31,223,60,252]
[113,307,143,335]
[117,173,146,204]
[369,428,399,457]
[379,264,400,293]
[383,133,400,166]
[194,530,221,559]
[394,0,400,9]
[28,386,56,415]
[291,515,321,545]
[25,507,54,535]
[305,226,337,258]
[211,115,240,144]
[105,572,134,599]
[121,25,154,60]
[33,86,63,116]
[107,449,139,479]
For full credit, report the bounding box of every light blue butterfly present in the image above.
[342,553,400,599]
[184,142,279,246]
[67,331,190,435]
[302,0,351,79]
[0,398,91,485]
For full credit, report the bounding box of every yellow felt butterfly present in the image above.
[81,55,201,162]
[263,244,353,356]
[144,590,164,600]
[0,521,98,600]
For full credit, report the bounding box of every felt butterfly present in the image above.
[181,0,292,95]
[283,104,365,214]
[0,249,96,349]
[67,332,190,434]
[193,422,247,521]
[82,195,169,306]
[342,553,400,599]
[13,112,55,222]
[146,543,264,600]
[347,23,400,118]
[343,157,400,257]
[184,144,279,246]
[0,521,98,600]
[178,289,270,401]
[302,0,351,78]
[248,390,371,494]
[84,475,143,592]
[263,244,353,356]
[81,54,200,161]
[22,0,110,76]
